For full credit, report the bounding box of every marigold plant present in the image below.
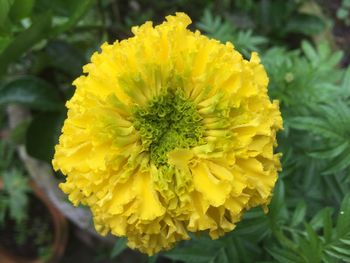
[52,12,282,255]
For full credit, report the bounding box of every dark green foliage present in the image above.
[0,76,62,111]
[26,111,66,162]
[269,195,350,263]
[263,41,344,111]
[197,9,267,57]
[0,0,350,262]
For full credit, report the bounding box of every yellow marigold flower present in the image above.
[52,12,283,255]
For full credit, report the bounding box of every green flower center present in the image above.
[133,90,203,167]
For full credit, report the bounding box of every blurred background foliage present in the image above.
[1,0,350,262]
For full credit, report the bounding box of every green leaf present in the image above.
[147,255,158,263]
[340,238,350,245]
[323,174,344,204]
[234,30,267,57]
[110,238,127,258]
[269,180,288,225]
[0,76,62,111]
[301,41,318,62]
[308,142,349,159]
[9,0,35,21]
[235,216,270,240]
[322,149,350,175]
[0,12,52,75]
[336,194,350,237]
[331,245,350,256]
[196,9,266,57]
[285,14,325,35]
[266,247,303,263]
[26,111,65,162]
[288,117,342,140]
[45,40,86,77]
[325,248,350,262]
[310,208,333,231]
[224,237,239,262]
[290,201,306,227]
[51,0,93,35]
[164,238,225,263]
[301,224,323,262]
[215,248,229,263]
[0,0,14,25]
[0,36,12,54]
[164,247,217,263]
[341,66,350,98]
[323,208,333,243]
[3,169,30,223]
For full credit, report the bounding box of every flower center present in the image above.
[133,90,203,167]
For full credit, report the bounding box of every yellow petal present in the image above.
[167,148,194,169]
[133,171,165,220]
[191,162,231,207]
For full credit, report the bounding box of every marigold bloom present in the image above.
[53,13,282,255]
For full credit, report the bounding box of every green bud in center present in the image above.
[133,90,203,167]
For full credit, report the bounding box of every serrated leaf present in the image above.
[288,117,342,140]
[325,248,350,262]
[340,238,350,245]
[235,216,270,239]
[322,149,350,175]
[266,247,302,263]
[331,245,350,256]
[308,142,349,159]
[3,169,30,223]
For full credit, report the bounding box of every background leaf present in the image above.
[0,76,62,111]
[25,111,65,162]
[0,11,51,75]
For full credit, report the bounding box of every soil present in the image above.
[0,192,54,260]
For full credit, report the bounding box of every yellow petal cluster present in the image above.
[52,12,282,255]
